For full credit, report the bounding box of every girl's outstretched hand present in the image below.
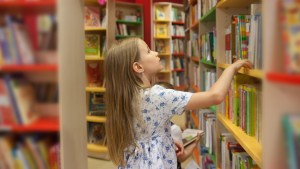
[231,59,253,72]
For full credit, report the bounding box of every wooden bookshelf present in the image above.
[85,56,105,61]
[217,114,262,168]
[85,87,105,92]
[153,2,186,89]
[115,2,144,40]
[85,27,106,31]
[87,144,108,153]
[217,63,263,79]
[0,64,58,72]
[266,72,300,85]
[217,0,261,8]
[86,116,106,123]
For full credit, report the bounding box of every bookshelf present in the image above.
[0,0,60,168]
[215,0,263,168]
[115,2,144,40]
[153,2,186,89]
[263,0,300,169]
[84,0,115,160]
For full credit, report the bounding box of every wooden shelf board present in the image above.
[0,117,59,133]
[217,0,261,8]
[200,6,216,22]
[154,19,170,23]
[87,144,108,153]
[85,87,106,92]
[85,27,106,31]
[191,85,200,92]
[191,57,200,62]
[217,114,262,168]
[217,63,263,79]
[86,116,106,123]
[172,21,185,25]
[116,35,142,39]
[266,72,300,85]
[116,20,142,24]
[154,36,170,39]
[158,53,171,56]
[200,60,216,67]
[0,64,57,72]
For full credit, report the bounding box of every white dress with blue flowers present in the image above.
[119,85,193,169]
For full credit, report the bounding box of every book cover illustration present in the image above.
[85,34,100,56]
[86,62,101,87]
[84,6,101,28]
[156,24,168,37]
[89,92,106,116]
[88,122,105,145]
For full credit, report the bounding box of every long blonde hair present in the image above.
[104,38,143,166]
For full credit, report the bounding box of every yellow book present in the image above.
[156,24,168,37]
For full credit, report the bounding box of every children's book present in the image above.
[88,122,105,145]
[85,34,100,56]
[86,62,101,87]
[89,92,106,116]
[155,7,166,20]
[84,6,101,28]
[156,24,168,37]
[182,129,204,147]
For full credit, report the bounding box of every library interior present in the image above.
[0,0,299,169]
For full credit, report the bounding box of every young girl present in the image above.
[104,38,252,168]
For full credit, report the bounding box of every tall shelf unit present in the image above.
[84,0,115,160]
[152,2,187,91]
[115,2,144,40]
[0,0,60,168]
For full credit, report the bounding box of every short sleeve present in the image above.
[149,85,192,118]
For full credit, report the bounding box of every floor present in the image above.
[88,157,116,169]
[88,157,193,169]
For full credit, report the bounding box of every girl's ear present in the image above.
[133,62,144,73]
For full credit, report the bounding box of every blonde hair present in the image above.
[104,38,143,166]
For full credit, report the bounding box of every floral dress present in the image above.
[118,85,193,169]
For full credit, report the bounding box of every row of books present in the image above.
[171,58,185,70]
[188,32,200,57]
[171,72,185,87]
[200,29,216,63]
[224,4,262,69]
[171,25,184,36]
[201,68,216,91]
[220,133,259,169]
[190,3,199,25]
[192,64,200,89]
[116,9,142,22]
[86,62,104,87]
[0,14,57,65]
[198,0,217,19]
[115,23,139,37]
[84,6,107,28]
[88,92,106,117]
[171,7,185,22]
[220,75,262,142]
[0,76,58,126]
[0,136,60,169]
[171,39,184,54]
[85,34,106,58]
[87,122,105,145]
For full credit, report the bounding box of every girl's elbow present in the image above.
[212,91,224,105]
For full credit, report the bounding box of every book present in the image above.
[155,40,168,53]
[156,24,168,37]
[155,7,166,20]
[182,129,204,147]
[89,92,106,116]
[87,122,105,145]
[86,62,102,87]
[84,6,101,28]
[85,34,100,56]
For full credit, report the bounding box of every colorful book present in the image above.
[84,6,101,28]
[85,34,100,56]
